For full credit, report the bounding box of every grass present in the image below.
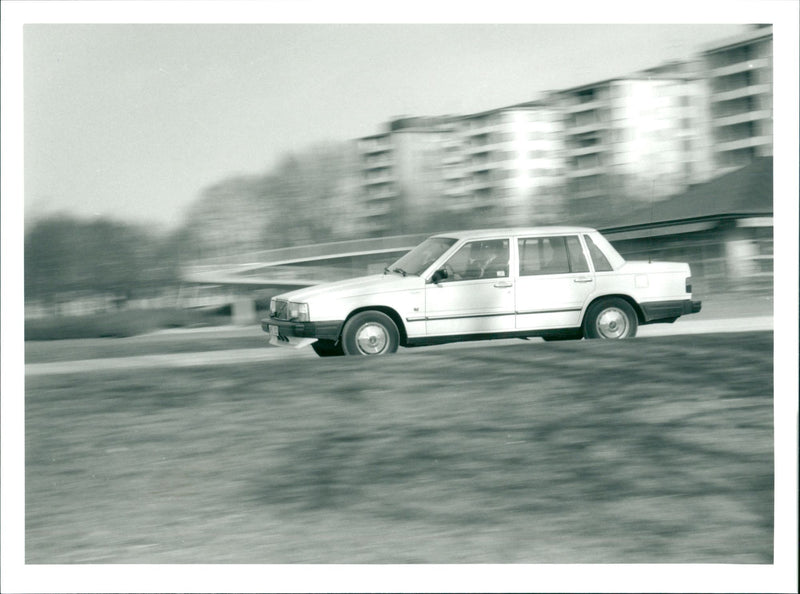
[25,332,773,564]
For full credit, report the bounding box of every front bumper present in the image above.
[640,299,702,323]
[261,317,343,342]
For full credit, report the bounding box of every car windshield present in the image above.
[387,237,457,276]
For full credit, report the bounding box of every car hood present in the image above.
[274,273,424,303]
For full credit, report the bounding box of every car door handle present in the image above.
[493,281,513,288]
[573,277,593,283]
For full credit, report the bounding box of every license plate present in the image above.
[269,325,279,337]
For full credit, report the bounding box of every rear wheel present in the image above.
[341,311,399,356]
[311,339,344,357]
[583,298,638,339]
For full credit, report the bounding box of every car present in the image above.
[262,227,702,356]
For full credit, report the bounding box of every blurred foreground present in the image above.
[26,332,773,563]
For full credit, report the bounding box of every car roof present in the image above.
[431,226,597,240]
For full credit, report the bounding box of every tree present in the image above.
[25,215,181,306]
[177,141,365,261]
[181,174,272,260]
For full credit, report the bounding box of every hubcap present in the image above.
[355,322,389,354]
[596,307,629,339]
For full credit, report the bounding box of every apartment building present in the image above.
[701,25,773,172]
[352,25,773,235]
[355,106,567,234]
[355,116,452,236]
[446,102,567,226]
[553,76,715,221]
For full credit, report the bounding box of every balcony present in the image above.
[362,156,393,169]
[564,98,603,114]
[564,120,607,136]
[441,168,468,183]
[710,57,770,78]
[711,84,772,103]
[566,144,605,157]
[358,140,392,155]
[712,109,772,128]
[362,172,394,186]
[465,156,503,173]
[364,186,397,201]
[360,202,394,217]
[463,121,503,135]
[716,135,772,153]
[464,142,501,156]
[572,188,606,202]
[441,153,463,166]
[464,177,498,193]
[565,165,605,179]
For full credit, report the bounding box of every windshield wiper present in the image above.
[384,266,407,276]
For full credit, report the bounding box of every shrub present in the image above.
[25,308,229,341]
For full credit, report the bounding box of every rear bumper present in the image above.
[640,299,702,323]
[261,317,343,341]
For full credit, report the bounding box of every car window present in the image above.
[518,236,571,275]
[565,235,590,273]
[583,234,614,272]
[440,239,509,282]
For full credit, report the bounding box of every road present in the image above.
[25,313,773,376]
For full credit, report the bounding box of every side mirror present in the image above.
[431,268,448,284]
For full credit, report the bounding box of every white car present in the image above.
[263,227,702,356]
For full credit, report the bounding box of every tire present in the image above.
[311,339,344,357]
[341,311,400,356]
[583,297,638,339]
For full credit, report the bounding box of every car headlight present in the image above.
[288,302,309,322]
[269,298,277,316]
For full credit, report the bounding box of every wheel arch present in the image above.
[583,294,645,325]
[343,306,408,346]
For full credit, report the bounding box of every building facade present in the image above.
[700,25,773,172]
[552,76,715,224]
[352,25,773,236]
[445,103,567,227]
[355,116,453,236]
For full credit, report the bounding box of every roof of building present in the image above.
[556,75,692,95]
[602,157,773,232]
[452,100,551,121]
[701,25,773,54]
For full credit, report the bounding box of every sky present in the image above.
[17,15,760,230]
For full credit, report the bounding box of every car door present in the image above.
[514,234,594,330]
[425,238,515,337]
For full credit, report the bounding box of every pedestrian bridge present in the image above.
[181,233,430,290]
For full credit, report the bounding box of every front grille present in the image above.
[273,299,289,320]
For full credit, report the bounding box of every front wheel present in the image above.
[341,311,399,356]
[583,298,638,339]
